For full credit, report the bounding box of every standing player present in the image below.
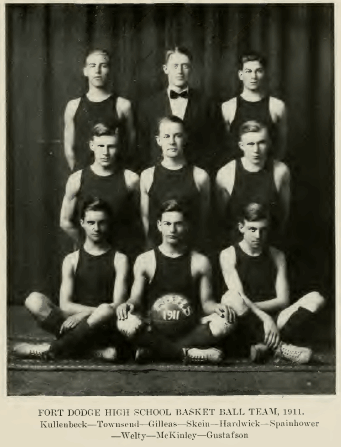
[64,49,135,171]
[140,115,210,250]
[216,121,290,246]
[60,122,142,257]
[138,46,224,173]
[14,197,130,360]
[116,200,235,364]
[222,52,287,160]
[219,203,325,364]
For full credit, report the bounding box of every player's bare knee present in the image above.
[117,314,143,339]
[96,303,115,319]
[25,292,47,315]
[298,291,326,313]
[221,290,247,316]
[208,314,236,338]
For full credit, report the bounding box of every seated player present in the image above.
[221,51,287,160]
[215,120,290,247]
[60,122,142,257]
[116,200,235,364]
[219,202,325,364]
[64,48,135,171]
[140,115,210,250]
[14,197,130,361]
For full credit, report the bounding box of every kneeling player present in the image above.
[14,197,129,361]
[219,203,325,364]
[116,200,234,364]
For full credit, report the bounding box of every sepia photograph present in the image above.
[6,2,335,396]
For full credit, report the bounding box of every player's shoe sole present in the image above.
[93,347,118,362]
[185,347,223,364]
[13,342,52,360]
[274,342,312,364]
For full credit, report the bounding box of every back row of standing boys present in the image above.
[14,47,325,365]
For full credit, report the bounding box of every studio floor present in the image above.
[7,306,335,396]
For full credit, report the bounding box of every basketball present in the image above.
[150,294,196,336]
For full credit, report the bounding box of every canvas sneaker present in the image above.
[185,347,223,364]
[274,342,312,364]
[13,342,51,360]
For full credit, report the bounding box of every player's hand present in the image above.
[263,315,280,349]
[60,312,87,334]
[116,303,134,320]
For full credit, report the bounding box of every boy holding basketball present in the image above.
[116,200,234,364]
[219,202,325,364]
[14,197,130,361]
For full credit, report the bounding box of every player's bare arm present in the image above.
[274,161,291,230]
[193,167,210,238]
[140,167,154,240]
[270,97,287,160]
[124,169,140,207]
[64,98,81,171]
[220,246,280,347]
[253,247,290,313]
[215,161,236,220]
[221,98,237,132]
[117,251,155,319]
[192,252,228,318]
[117,97,136,150]
[112,251,130,310]
[60,170,82,244]
[59,251,96,333]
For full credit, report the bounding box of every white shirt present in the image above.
[167,87,189,120]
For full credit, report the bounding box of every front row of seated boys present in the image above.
[14,197,325,365]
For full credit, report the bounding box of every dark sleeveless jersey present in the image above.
[73,94,120,170]
[73,247,115,306]
[227,158,280,239]
[234,243,277,302]
[146,248,198,313]
[229,95,277,157]
[78,166,130,247]
[148,164,200,245]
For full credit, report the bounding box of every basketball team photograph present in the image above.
[6,3,335,395]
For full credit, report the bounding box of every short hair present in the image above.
[80,196,113,222]
[90,122,119,140]
[238,51,267,70]
[239,120,269,140]
[157,115,186,135]
[158,199,188,221]
[239,203,270,223]
[84,48,111,66]
[165,46,193,64]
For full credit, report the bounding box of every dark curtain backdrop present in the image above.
[7,4,334,304]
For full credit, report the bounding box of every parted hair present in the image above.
[84,48,111,65]
[90,122,119,139]
[238,120,268,140]
[80,196,113,222]
[239,202,270,223]
[158,199,189,221]
[238,51,267,70]
[165,46,193,64]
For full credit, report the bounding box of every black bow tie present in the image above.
[170,90,189,100]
